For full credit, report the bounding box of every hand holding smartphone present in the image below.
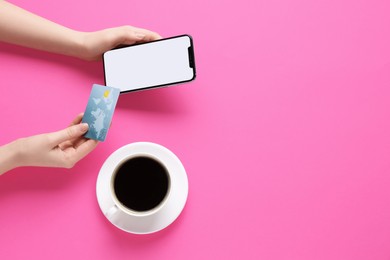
[103,35,196,93]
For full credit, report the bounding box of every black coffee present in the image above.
[113,156,169,212]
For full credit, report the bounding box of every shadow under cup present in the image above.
[111,155,171,213]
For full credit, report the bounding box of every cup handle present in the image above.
[105,205,119,219]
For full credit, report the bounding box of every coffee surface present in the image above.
[114,156,169,212]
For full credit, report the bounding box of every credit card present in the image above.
[82,84,120,141]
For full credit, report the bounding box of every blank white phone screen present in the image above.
[103,35,194,92]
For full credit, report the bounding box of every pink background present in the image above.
[1,0,390,259]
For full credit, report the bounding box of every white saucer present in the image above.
[96,142,188,234]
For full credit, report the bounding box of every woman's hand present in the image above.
[0,113,98,174]
[0,1,161,61]
[78,26,162,61]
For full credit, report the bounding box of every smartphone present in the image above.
[103,34,196,93]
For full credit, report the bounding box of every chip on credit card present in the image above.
[82,84,120,141]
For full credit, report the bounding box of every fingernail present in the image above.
[80,123,89,132]
[135,33,146,39]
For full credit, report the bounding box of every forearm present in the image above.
[0,1,84,57]
[0,140,22,175]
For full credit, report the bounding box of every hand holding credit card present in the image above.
[82,84,120,141]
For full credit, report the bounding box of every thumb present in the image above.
[111,27,145,46]
[48,123,89,145]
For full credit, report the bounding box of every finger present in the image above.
[48,123,89,146]
[58,140,73,150]
[66,113,85,144]
[72,139,99,162]
[74,136,89,149]
[58,113,90,149]
[69,113,84,126]
[118,26,161,45]
[136,28,162,41]
[59,135,88,151]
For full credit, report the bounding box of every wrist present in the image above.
[72,30,105,61]
[0,139,23,175]
[64,30,88,60]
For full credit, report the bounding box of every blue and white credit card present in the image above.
[82,84,120,141]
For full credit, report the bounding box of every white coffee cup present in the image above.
[96,142,188,234]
